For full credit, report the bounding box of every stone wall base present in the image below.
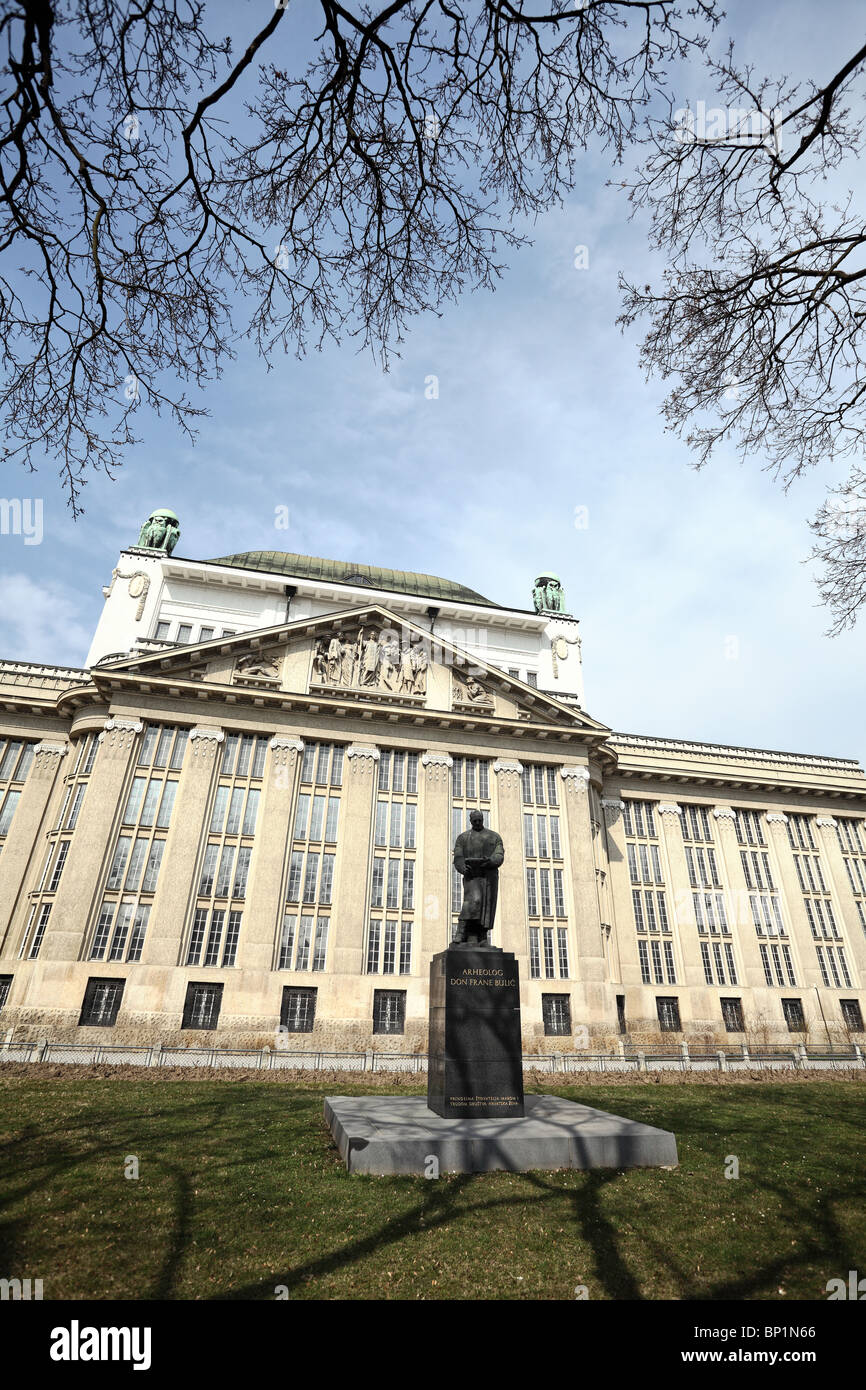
[1,1005,857,1054]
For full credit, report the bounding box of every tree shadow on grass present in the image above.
[2,1080,864,1301]
[212,1087,866,1302]
[215,1113,652,1301]
[0,1084,282,1298]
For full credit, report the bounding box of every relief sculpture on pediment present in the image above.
[452,670,494,710]
[311,626,428,698]
[233,651,282,684]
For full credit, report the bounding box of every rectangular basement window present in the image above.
[656,996,681,1033]
[373,989,406,1035]
[182,982,223,1030]
[79,978,125,1028]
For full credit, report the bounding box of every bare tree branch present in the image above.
[617,35,866,629]
[0,0,719,513]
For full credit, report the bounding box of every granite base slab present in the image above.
[324,1094,678,1174]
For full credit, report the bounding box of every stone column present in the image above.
[560,765,607,1009]
[327,743,378,977]
[657,802,710,1002]
[141,725,224,967]
[235,737,303,973]
[711,806,770,991]
[40,719,142,963]
[492,759,525,958]
[419,751,452,970]
[0,741,68,958]
[814,816,866,982]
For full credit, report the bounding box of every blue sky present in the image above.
[1,0,864,763]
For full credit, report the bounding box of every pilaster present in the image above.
[814,816,866,985]
[39,720,142,963]
[140,726,223,967]
[600,798,641,989]
[711,806,771,991]
[0,741,68,957]
[586,783,618,981]
[327,743,378,976]
[560,764,607,997]
[656,802,709,1000]
[236,737,303,972]
[765,814,824,993]
[492,760,525,958]
[419,751,453,967]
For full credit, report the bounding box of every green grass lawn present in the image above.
[1,1075,864,1300]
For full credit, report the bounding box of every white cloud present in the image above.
[0,574,92,667]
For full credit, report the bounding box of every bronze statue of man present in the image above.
[453,809,505,945]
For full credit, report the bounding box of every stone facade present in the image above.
[0,544,864,1054]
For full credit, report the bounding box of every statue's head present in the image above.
[469,809,484,829]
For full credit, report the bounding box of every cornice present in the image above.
[73,668,609,745]
[55,683,104,719]
[610,730,862,773]
[0,685,87,717]
[610,763,866,802]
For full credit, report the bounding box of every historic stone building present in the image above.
[1,514,865,1052]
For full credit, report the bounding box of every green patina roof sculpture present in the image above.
[137,508,180,554]
[532,572,566,614]
[206,551,497,608]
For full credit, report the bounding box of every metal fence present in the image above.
[1,1040,864,1073]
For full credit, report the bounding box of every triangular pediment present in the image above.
[92,605,610,734]
[94,628,292,694]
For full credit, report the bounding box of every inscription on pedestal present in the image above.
[427,946,525,1119]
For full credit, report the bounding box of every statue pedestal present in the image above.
[426,945,525,1119]
[324,1096,679,1175]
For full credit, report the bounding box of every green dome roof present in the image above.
[207,550,497,608]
